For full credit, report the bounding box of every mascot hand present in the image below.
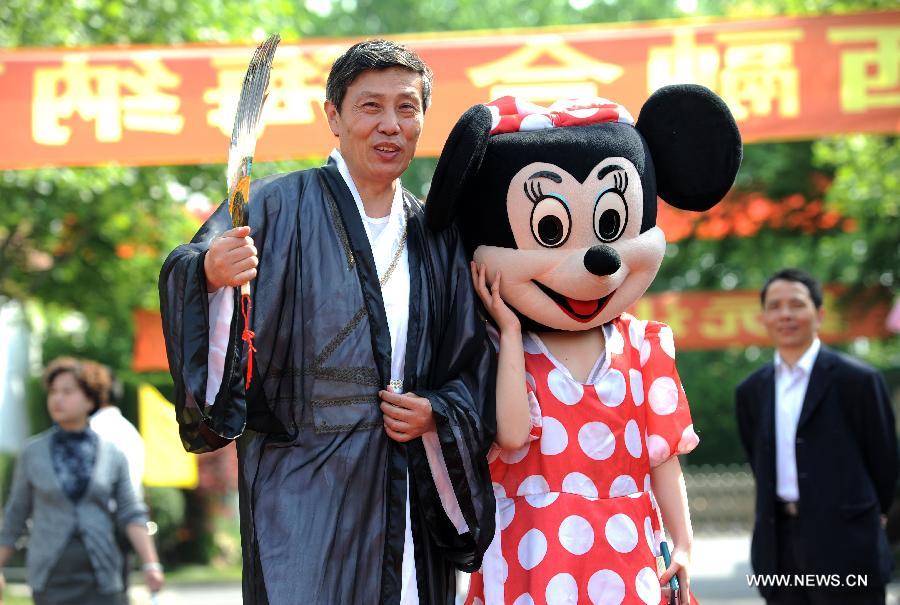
[471,262,520,333]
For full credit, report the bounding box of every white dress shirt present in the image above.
[774,338,821,502]
[90,406,145,500]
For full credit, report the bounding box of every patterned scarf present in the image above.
[51,428,97,502]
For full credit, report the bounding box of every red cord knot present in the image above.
[240,293,255,389]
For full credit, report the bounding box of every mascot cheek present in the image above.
[604,227,667,319]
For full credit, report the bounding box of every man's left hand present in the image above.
[380,390,436,442]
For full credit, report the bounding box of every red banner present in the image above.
[132,288,891,372]
[2,10,898,170]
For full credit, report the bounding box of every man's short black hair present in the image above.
[760,268,824,309]
[326,39,433,113]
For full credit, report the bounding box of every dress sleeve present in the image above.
[640,321,699,467]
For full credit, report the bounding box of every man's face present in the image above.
[761,279,824,352]
[324,67,424,190]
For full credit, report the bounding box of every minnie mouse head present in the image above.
[426,84,742,332]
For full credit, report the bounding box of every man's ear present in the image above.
[636,84,742,212]
[425,104,493,232]
[324,100,340,137]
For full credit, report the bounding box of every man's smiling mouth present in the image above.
[532,280,614,323]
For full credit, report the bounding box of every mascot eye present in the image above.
[530,196,571,248]
[593,190,628,242]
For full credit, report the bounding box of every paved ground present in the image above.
[7,533,900,604]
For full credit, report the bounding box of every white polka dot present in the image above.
[650,491,659,511]
[512,594,535,605]
[546,572,579,605]
[678,424,700,453]
[473,598,484,605]
[609,475,638,498]
[635,566,662,605]
[624,420,642,458]
[567,106,602,119]
[525,371,537,392]
[595,369,626,407]
[520,113,554,131]
[487,106,501,130]
[497,555,509,583]
[540,416,568,456]
[487,445,500,464]
[578,422,616,460]
[498,497,516,530]
[548,368,584,405]
[643,516,657,555]
[518,528,547,570]
[607,325,624,354]
[644,474,651,492]
[640,340,651,367]
[629,319,647,349]
[562,472,598,499]
[648,377,678,415]
[629,369,644,405]
[518,475,550,496]
[559,515,594,555]
[647,434,671,467]
[587,569,625,605]
[518,475,559,508]
[658,326,676,358]
[526,492,560,508]
[492,482,507,498]
[500,440,531,464]
[605,514,638,553]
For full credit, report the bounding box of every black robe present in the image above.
[159,161,497,604]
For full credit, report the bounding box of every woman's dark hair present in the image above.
[760,268,824,309]
[43,357,112,413]
[326,39,433,112]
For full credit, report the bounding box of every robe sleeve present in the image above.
[158,200,247,453]
[409,225,498,573]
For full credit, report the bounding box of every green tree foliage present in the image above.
[1,0,897,466]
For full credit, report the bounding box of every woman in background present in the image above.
[0,357,164,605]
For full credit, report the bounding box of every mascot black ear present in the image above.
[636,84,742,212]
[425,104,493,231]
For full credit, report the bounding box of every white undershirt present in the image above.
[206,151,467,603]
[774,338,820,502]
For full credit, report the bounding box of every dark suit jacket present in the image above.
[736,345,898,595]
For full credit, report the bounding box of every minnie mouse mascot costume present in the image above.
[426,85,742,605]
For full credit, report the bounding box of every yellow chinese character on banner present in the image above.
[698,296,768,341]
[828,26,900,113]
[467,36,623,103]
[32,55,184,145]
[716,29,803,121]
[204,47,338,136]
[647,29,721,91]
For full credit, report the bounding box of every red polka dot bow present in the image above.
[485,96,634,135]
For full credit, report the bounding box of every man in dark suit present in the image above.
[736,268,898,604]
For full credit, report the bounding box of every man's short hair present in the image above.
[760,268,824,309]
[326,39,433,113]
[43,357,112,413]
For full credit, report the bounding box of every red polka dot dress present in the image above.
[466,314,699,605]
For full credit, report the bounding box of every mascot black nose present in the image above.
[583,245,621,277]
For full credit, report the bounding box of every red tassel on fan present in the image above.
[241,291,256,389]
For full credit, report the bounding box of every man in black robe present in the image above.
[159,40,496,605]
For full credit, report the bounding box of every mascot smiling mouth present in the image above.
[533,281,614,323]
